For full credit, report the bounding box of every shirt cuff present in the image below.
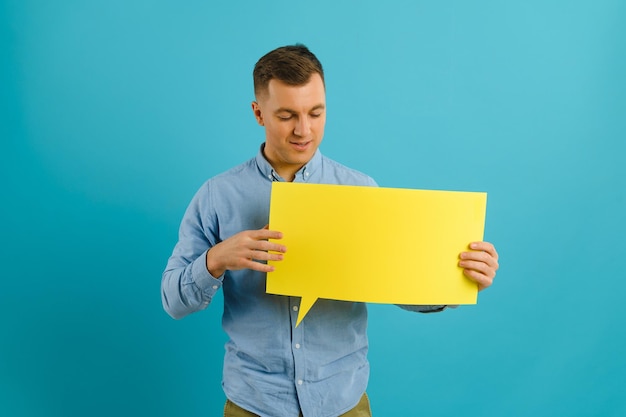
[191,250,224,297]
[397,304,448,313]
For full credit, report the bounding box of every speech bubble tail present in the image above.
[295,296,317,327]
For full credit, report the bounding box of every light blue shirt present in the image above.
[162,146,446,417]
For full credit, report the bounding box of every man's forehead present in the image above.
[261,73,326,97]
[261,74,326,104]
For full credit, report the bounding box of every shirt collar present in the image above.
[255,143,322,182]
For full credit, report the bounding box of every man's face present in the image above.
[252,73,326,181]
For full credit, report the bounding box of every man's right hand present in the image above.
[206,226,286,278]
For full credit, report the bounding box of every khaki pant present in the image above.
[224,393,372,417]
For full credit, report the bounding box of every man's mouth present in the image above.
[290,141,311,151]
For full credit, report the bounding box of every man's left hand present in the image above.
[459,241,499,291]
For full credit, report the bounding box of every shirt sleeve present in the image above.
[161,182,223,319]
[396,304,450,313]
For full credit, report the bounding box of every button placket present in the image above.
[291,298,305,389]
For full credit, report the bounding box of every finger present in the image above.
[254,240,287,253]
[460,251,499,270]
[241,258,276,273]
[251,228,284,241]
[469,241,498,259]
[458,259,495,277]
[249,249,284,262]
[462,268,493,291]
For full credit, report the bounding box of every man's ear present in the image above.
[251,101,264,126]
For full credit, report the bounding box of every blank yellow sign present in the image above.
[267,182,487,326]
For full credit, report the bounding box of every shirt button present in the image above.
[297,380,303,385]
[295,343,301,349]
[212,285,218,290]
[292,305,299,312]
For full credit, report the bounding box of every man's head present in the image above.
[252,45,327,181]
[253,44,325,99]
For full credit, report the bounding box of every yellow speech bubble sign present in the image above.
[267,182,487,326]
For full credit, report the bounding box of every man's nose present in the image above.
[294,117,311,137]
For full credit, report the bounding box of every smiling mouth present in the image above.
[290,141,311,150]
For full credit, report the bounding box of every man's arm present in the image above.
[397,304,451,313]
[161,187,286,319]
[161,186,221,320]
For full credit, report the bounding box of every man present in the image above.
[162,44,499,417]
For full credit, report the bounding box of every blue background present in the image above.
[2,0,625,416]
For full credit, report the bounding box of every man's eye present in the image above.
[277,115,292,121]
[310,113,322,118]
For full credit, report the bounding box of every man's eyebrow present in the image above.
[274,104,326,114]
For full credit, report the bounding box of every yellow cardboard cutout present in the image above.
[267,182,487,326]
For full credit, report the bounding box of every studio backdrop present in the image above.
[2,1,624,416]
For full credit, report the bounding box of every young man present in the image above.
[162,44,499,417]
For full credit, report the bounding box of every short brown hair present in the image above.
[253,44,325,98]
